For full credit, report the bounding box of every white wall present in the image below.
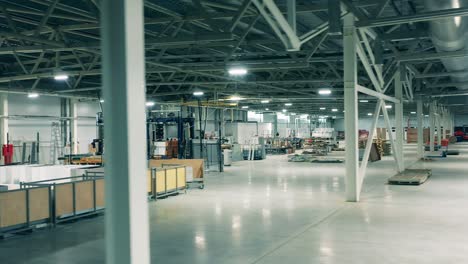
[6,94,99,163]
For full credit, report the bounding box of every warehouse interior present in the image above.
[0,0,468,263]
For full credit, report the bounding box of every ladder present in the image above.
[49,122,62,164]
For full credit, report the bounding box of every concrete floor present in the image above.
[1,143,468,263]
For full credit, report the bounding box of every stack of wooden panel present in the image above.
[407,128,430,143]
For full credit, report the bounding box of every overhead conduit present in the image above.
[425,0,468,89]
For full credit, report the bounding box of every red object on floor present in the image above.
[2,144,13,165]
[441,139,449,147]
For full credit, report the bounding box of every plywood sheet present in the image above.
[0,190,26,228]
[149,159,204,178]
[28,187,50,222]
[176,167,186,188]
[147,170,153,194]
[95,179,105,208]
[166,168,177,191]
[55,184,74,216]
[75,181,94,212]
[156,170,166,193]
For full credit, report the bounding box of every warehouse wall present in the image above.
[333,114,431,131]
[7,94,99,163]
[455,114,468,126]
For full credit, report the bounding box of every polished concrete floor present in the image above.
[1,143,468,263]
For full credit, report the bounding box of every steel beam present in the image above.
[343,12,359,202]
[417,98,424,159]
[101,0,150,263]
[357,85,400,104]
[0,94,8,146]
[394,64,405,172]
[69,99,78,154]
[357,7,468,28]
[429,103,435,152]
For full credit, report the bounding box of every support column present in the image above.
[436,106,442,146]
[343,13,359,202]
[429,103,435,152]
[273,113,278,137]
[417,99,424,159]
[0,95,8,146]
[442,109,447,140]
[70,99,78,154]
[101,0,150,263]
[394,64,405,172]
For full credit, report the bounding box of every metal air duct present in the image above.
[424,0,468,89]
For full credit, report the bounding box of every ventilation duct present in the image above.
[424,0,468,89]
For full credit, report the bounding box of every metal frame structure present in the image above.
[0,0,465,115]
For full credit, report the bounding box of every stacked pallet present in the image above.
[407,128,430,143]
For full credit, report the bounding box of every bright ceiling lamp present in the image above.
[320,107,326,110]
[282,109,287,112]
[410,111,416,114]
[359,100,369,103]
[285,103,292,106]
[290,113,296,116]
[265,108,269,111]
[242,106,249,109]
[331,108,338,112]
[261,100,269,104]
[27,93,39,98]
[318,89,331,95]
[100,99,104,103]
[228,95,242,101]
[54,74,68,81]
[228,67,247,76]
[193,91,204,96]
[146,101,155,107]
[385,105,392,109]
[367,113,373,116]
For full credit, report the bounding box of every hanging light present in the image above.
[28,93,39,98]
[318,89,331,95]
[228,67,248,76]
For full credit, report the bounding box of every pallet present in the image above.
[388,169,432,185]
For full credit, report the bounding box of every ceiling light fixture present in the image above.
[261,100,269,104]
[100,99,104,103]
[285,103,292,106]
[385,105,392,109]
[228,95,242,101]
[318,89,331,95]
[411,111,416,114]
[367,113,373,116]
[332,108,338,112]
[242,106,249,109]
[27,93,39,98]
[265,108,269,111]
[146,101,155,107]
[228,67,247,76]
[320,107,326,110]
[54,74,68,81]
[359,100,369,103]
[193,91,204,96]
[282,109,287,113]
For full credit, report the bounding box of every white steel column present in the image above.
[101,0,150,263]
[394,65,405,172]
[343,13,360,202]
[70,99,78,154]
[436,106,442,145]
[0,94,8,146]
[417,99,424,159]
[429,103,435,152]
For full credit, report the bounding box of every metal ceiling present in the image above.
[1,0,468,114]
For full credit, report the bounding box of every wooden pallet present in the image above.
[388,169,432,185]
